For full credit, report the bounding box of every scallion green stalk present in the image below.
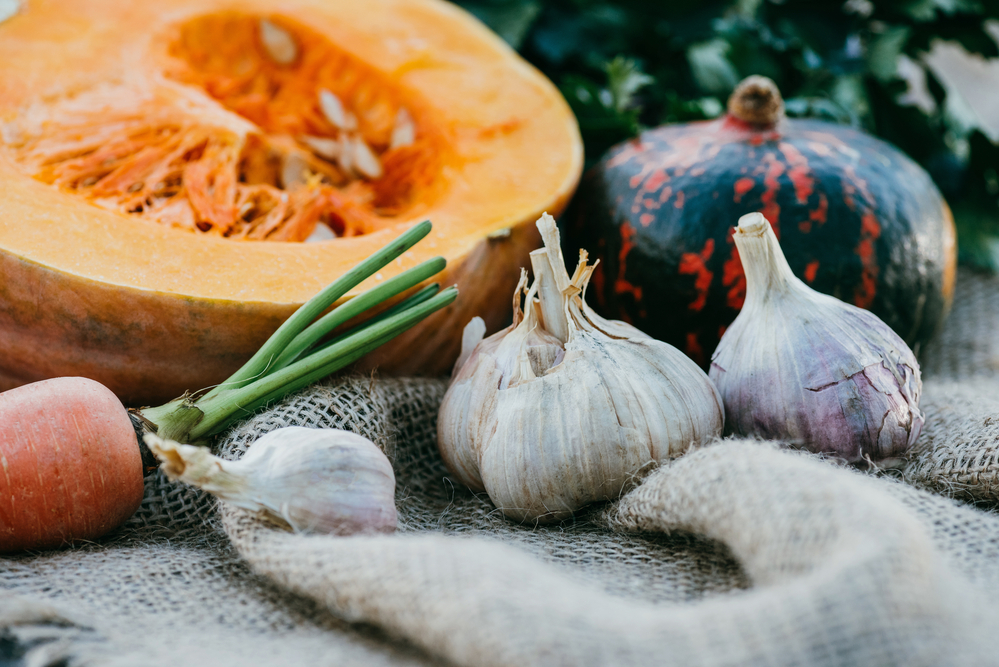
[137,221,456,444]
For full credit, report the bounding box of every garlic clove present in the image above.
[454,316,486,374]
[146,427,397,535]
[579,294,651,340]
[439,272,561,490]
[436,338,499,491]
[709,212,923,466]
[437,213,725,523]
[480,331,717,522]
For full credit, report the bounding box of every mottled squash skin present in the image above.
[566,115,956,366]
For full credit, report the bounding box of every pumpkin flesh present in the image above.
[0,0,583,405]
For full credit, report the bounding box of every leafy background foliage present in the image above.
[454,0,999,270]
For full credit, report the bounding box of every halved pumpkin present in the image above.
[0,0,583,405]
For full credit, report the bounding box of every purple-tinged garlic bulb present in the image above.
[437,213,725,523]
[146,427,397,535]
[709,212,924,466]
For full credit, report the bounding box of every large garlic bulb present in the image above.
[710,212,924,466]
[438,213,725,523]
[146,426,397,535]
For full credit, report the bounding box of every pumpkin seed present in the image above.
[0,120,25,146]
[0,0,19,25]
[352,136,383,179]
[319,89,348,129]
[280,152,309,188]
[389,108,415,150]
[305,222,336,242]
[301,135,342,161]
[259,19,298,65]
[338,136,354,175]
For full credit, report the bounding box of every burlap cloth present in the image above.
[3,268,999,666]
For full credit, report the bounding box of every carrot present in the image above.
[0,377,142,552]
[0,221,456,552]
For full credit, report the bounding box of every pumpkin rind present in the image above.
[0,0,582,404]
[566,116,955,366]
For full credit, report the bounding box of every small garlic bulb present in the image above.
[146,427,397,535]
[437,213,725,523]
[709,212,924,466]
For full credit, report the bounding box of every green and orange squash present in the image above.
[566,76,956,366]
[0,0,582,405]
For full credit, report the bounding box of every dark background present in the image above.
[453,0,999,270]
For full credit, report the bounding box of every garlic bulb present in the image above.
[709,212,924,466]
[437,213,725,523]
[145,427,397,535]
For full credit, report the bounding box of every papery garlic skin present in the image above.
[709,212,924,466]
[438,214,725,523]
[146,427,397,535]
[438,271,565,492]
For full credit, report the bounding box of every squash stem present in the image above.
[200,220,432,400]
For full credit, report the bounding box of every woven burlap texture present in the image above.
[3,268,999,667]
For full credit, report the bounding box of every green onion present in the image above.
[139,221,456,444]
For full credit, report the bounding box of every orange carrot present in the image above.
[0,377,142,552]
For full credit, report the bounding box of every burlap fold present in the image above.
[2,268,999,667]
[220,441,999,667]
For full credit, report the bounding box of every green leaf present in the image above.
[924,65,948,109]
[736,0,764,17]
[659,92,724,124]
[604,56,654,113]
[864,76,949,163]
[907,18,999,58]
[559,74,639,165]
[461,1,542,49]
[866,26,911,81]
[955,215,999,271]
[687,38,740,95]
[831,73,871,125]
[784,96,857,124]
[453,0,997,269]
[901,0,983,22]
[939,77,984,141]
[952,131,999,271]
